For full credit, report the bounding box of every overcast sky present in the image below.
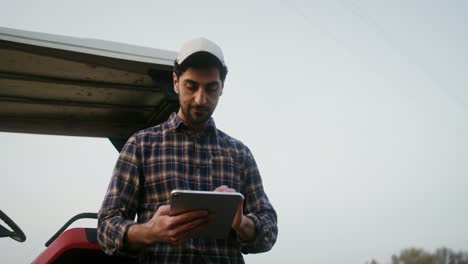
[1,1,467,263]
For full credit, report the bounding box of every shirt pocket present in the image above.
[142,160,193,197]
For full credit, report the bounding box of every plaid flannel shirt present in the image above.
[97,113,278,263]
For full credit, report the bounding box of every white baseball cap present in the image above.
[176,37,225,66]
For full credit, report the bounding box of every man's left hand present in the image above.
[213,185,256,241]
[213,185,243,230]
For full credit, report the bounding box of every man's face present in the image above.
[173,67,223,130]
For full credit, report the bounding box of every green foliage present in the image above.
[368,247,468,264]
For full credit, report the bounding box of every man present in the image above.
[97,38,278,263]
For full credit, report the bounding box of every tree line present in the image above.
[367,247,468,264]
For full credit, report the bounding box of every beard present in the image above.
[180,103,215,126]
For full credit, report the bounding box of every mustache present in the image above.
[191,105,211,111]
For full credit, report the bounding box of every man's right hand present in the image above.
[125,205,210,250]
[146,205,210,243]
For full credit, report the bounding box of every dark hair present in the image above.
[174,51,228,83]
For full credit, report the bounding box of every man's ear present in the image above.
[172,72,179,94]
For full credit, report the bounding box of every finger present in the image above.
[171,210,209,227]
[181,219,211,240]
[214,185,229,192]
[173,218,211,241]
[223,188,236,193]
[156,205,171,216]
[168,235,181,244]
[169,217,210,242]
[225,188,236,193]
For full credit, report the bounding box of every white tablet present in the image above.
[169,190,244,239]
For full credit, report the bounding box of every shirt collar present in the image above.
[167,112,217,136]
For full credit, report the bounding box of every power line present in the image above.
[336,0,468,111]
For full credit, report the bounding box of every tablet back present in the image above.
[170,190,244,239]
